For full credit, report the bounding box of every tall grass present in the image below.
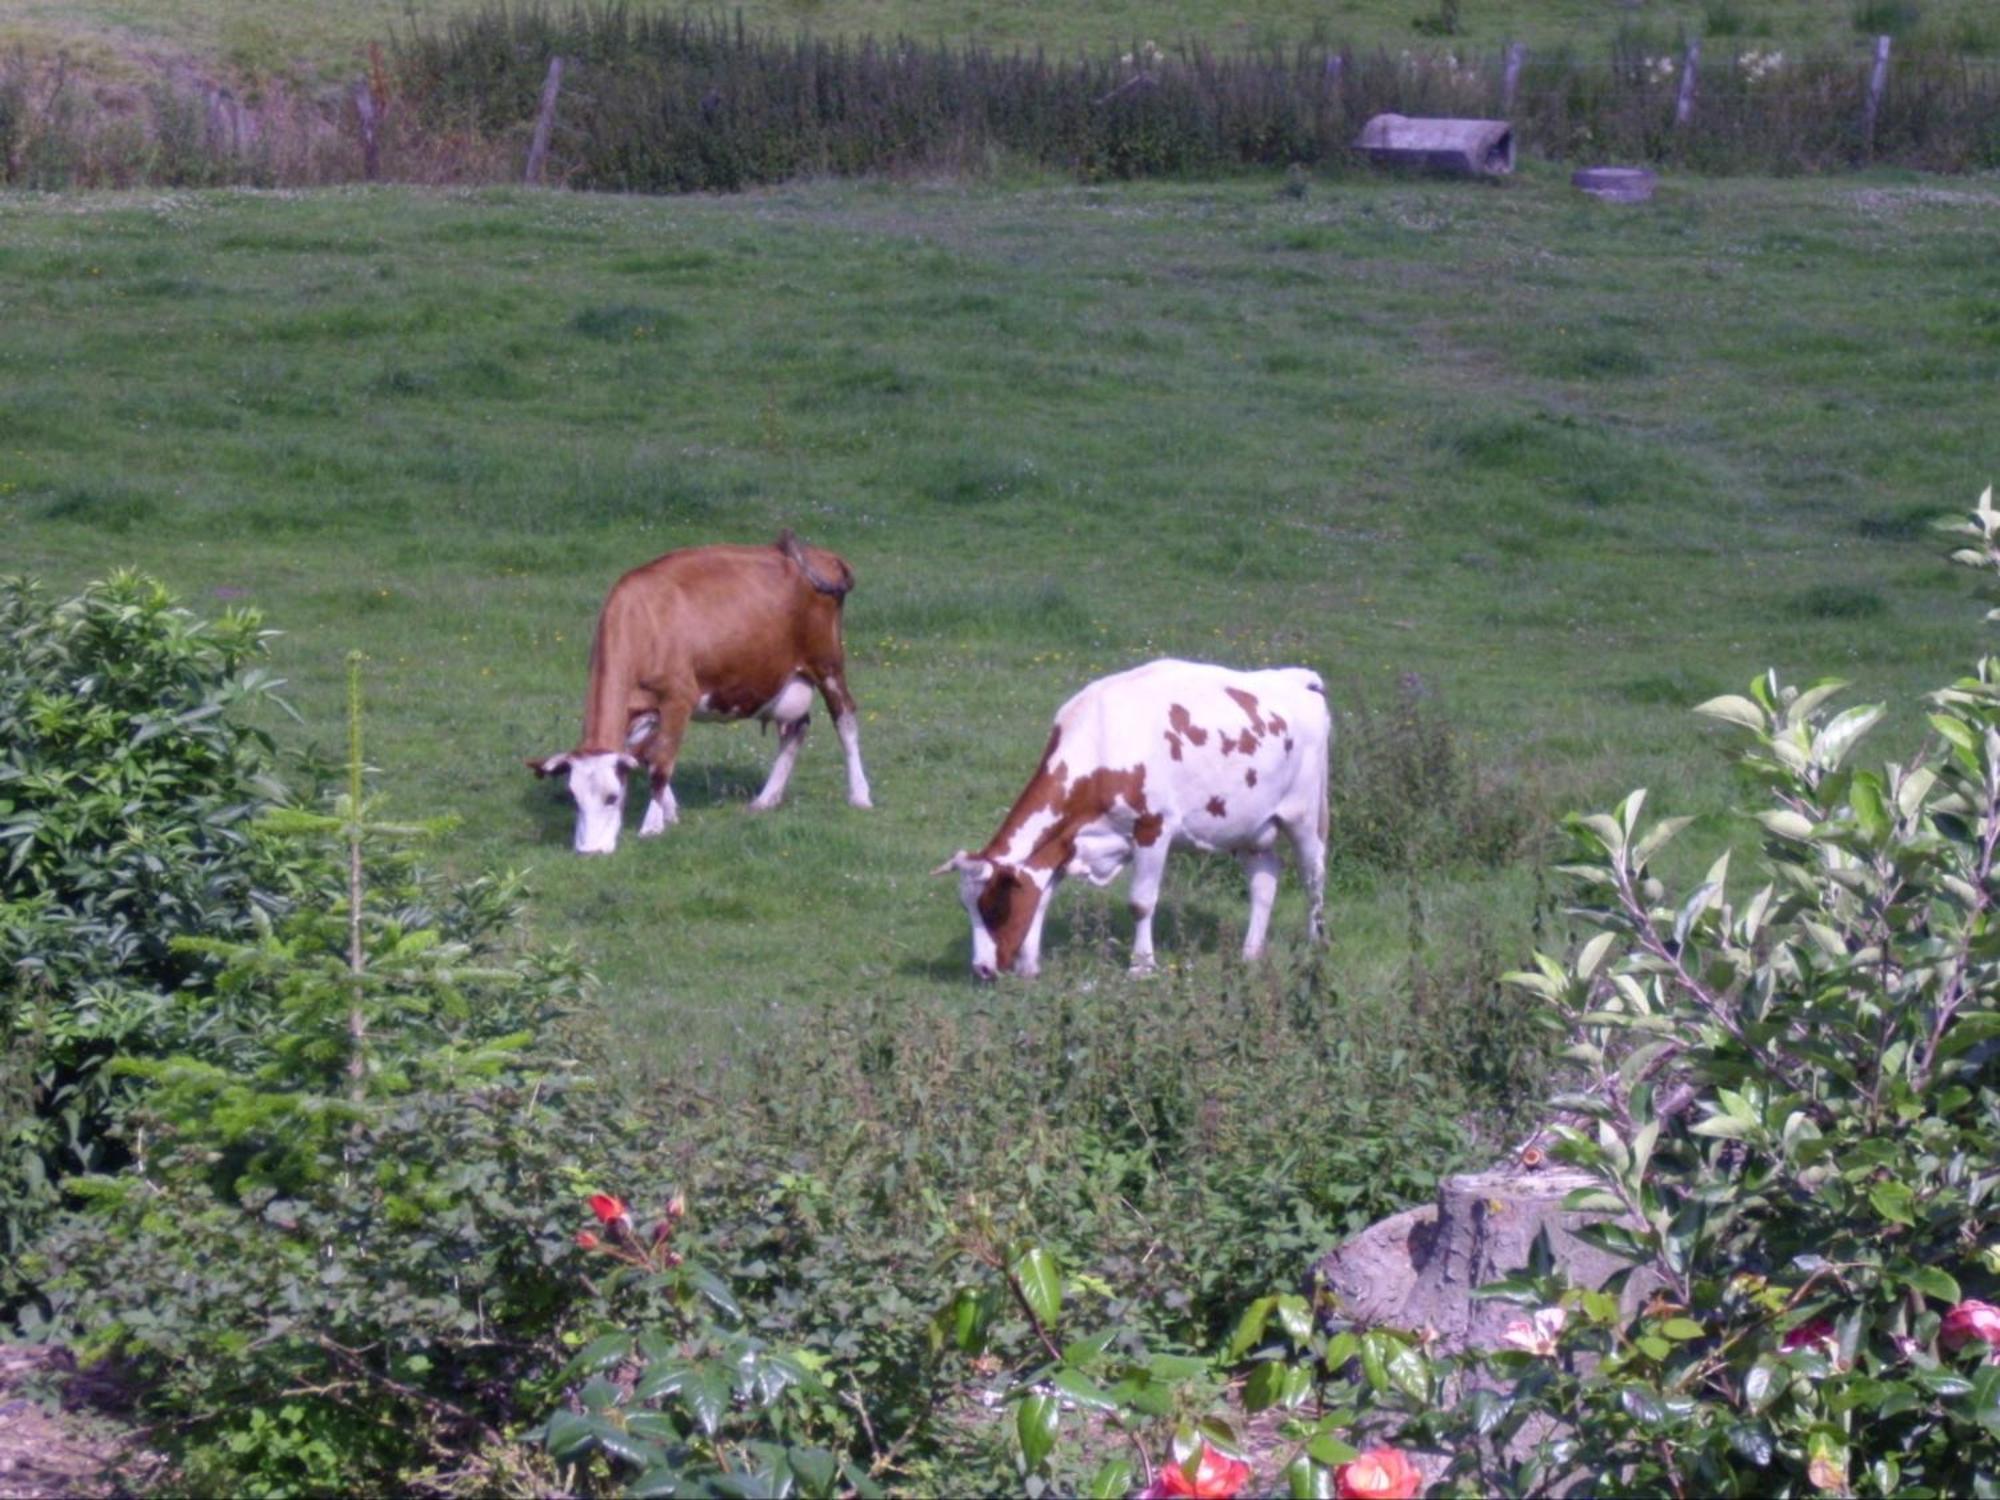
[386,4,2000,190]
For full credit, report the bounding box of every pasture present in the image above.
[4,165,1995,1076]
[7,0,1993,88]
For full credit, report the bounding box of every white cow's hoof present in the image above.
[639,809,675,836]
[747,796,780,813]
[1127,960,1159,979]
[849,794,874,810]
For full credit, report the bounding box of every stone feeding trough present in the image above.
[1355,114,1515,177]
[1571,165,1658,202]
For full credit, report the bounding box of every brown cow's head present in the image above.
[530,750,640,854]
[933,850,1056,980]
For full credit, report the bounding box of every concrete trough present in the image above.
[1355,114,1515,177]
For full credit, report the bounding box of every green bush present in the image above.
[1,572,308,1298]
[9,616,611,1492]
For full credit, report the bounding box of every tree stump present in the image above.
[1312,1166,1658,1352]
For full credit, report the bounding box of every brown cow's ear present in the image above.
[529,754,571,778]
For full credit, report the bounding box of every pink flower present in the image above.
[1144,1442,1252,1499]
[574,1229,599,1250]
[1499,1306,1568,1357]
[1335,1447,1421,1500]
[1781,1316,1837,1358]
[1941,1300,2000,1357]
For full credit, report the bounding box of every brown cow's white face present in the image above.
[935,850,1054,980]
[532,751,640,854]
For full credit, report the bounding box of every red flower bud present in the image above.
[574,1230,599,1250]
[1941,1299,2000,1356]
[666,1192,686,1220]
[1781,1316,1837,1354]
[1336,1447,1421,1500]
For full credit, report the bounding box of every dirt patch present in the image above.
[0,1345,162,1499]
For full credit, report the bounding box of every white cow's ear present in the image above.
[529,754,572,778]
[615,753,641,774]
[931,850,989,879]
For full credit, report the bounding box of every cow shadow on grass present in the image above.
[515,759,775,847]
[900,894,1233,981]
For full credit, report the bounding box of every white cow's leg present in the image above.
[749,716,809,811]
[835,709,873,809]
[1126,844,1170,975]
[1240,849,1282,959]
[1285,816,1329,945]
[1016,879,1057,979]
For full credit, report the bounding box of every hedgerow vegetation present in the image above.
[4,3,1999,188]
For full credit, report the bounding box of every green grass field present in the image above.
[6,0,1993,88]
[4,165,1997,1070]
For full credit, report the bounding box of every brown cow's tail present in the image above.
[776,528,852,599]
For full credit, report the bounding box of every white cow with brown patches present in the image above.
[530,531,872,853]
[937,659,1330,979]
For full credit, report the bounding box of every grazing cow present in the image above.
[936,659,1329,979]
[530,531,873,853]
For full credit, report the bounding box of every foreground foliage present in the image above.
[938,490,2000,1497]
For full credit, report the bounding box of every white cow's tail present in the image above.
[777,528,852,599]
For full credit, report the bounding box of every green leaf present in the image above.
[1227,1296,1275,1361]
[1084,1458,1134,1500]
[546,1409,596,1461]
[1727,1423,1774,1468]
[566,1332,635,1377]
[1757,809,1817,841]
[1286,1454,1332,1499]
[1012,1246,1063,1330]
[1052,1368,1119,1412]
[1868,1180,1916,1226]
[1904,1266,1961,1304]
[1658,1318,1706,1341]
[1274,1294,1314,1345]
[1016,1393,1059,1472]
[1696,695,1767,732]
[1306,1434,1359,1466]
[681,1367,730,1437]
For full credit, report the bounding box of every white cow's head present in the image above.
[530,750,640,854]
[933,850,1056,980]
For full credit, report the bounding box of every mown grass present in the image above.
[7,0,1997,89]
[3,168,1996,1070]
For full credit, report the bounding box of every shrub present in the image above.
[19,644,610,1492]
[0,573,308,1300]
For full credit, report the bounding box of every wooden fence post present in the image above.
[1861,34,1892,154]
[1501,41,1526,114]
[1674,38,1700,129]
[352,78,381,180]
[524,56,566,185]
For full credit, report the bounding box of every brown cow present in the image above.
[530,531,872,853]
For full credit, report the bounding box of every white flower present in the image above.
[1500,1306,1569,1357]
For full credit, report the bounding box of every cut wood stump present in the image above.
[1311,1165,1660,1352]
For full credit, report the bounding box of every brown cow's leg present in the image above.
[749,715,809,811]
[816,673,873,809]
[637,698,692,836]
